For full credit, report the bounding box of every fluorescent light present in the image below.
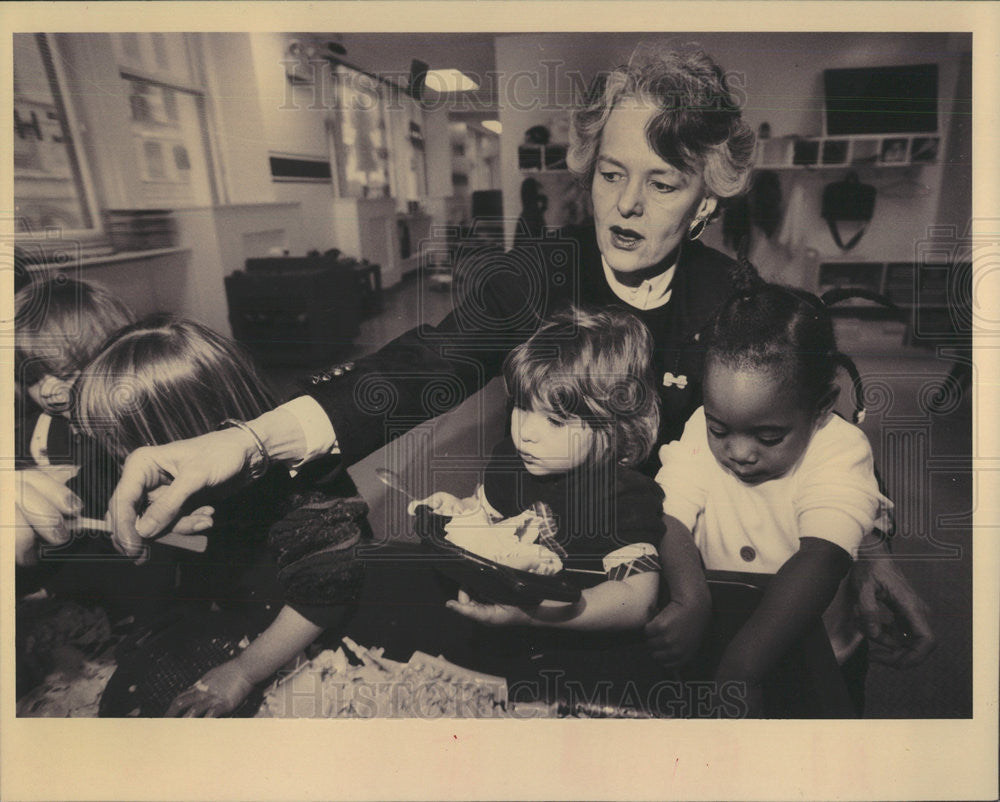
[481,120,502,135]
[424,69,479,93]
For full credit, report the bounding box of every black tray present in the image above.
[99,606,264,718]
[412,506,582,606]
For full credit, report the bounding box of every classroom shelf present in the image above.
[755,133,940,171]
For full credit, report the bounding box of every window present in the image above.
[113,33,216,208]
[112,33,198,85]
[13,33,218,251]
[329,65,392,199]
[123,74,215,207]
[385,96,428,212]
[13,34,98,235]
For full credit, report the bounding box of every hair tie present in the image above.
[834,352,866,425]
[730,236,763,300]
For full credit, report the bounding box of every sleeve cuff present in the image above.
[798,508,867,559]
[278,396,339,468]
[662,497,701,534]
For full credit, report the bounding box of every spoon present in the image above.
[70,516,208,553]
[374,467,418,503]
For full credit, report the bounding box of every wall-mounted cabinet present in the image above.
[755,134,940,171]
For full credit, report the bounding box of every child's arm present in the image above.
[644,515,712,667]
[714,535,852,692]
[447,569,659,631]
[166,605,324,717]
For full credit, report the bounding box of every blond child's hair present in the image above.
[75,315,276,460]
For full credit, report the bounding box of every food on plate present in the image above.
[17,598,122,715]
[256,637,508,718]
[442,508,563,575]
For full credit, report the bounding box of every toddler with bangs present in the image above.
[416,305,667,631]
[75,316,364,716]
[14,277,134,499]
[14,277,138,584]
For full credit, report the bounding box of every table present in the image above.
[342,553,857,718]
[343,548,673,713]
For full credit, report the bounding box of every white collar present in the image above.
[601,255,677,310]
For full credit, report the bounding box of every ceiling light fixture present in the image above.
[424,69,479,93]
[481,120,502,135]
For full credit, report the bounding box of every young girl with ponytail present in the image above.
[656,255,893,716]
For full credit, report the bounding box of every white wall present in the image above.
[200,33,275,206]
[171,202,304,335]
[248,33,333,159]
[423,106,453,199]
[77,200,304,337]
[240,33,456,261]
[271,181,341,253]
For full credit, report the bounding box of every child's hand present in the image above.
[165,659,254,717]
[446,589,533,627]
[645,597,711,668]
[407,492,478,518]
[14,466,81,565]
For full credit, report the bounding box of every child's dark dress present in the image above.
[482,436,665,572]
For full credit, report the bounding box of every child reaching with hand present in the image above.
[415,305,666,632]
[14,278,213,576]
[75,316,364,716]
[14,278,134,514]
[655,258,892,716]
[12,277,188,592]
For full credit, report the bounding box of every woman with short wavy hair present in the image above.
[568,48,756,201]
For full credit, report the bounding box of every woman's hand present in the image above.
[144,486,216,535]
[14,466,82,565]
[14,466,216,567]
[108,427,261,559]
[407,492,479,518]
[852,553,936,668]
[165,660,255,718]
[446,589,534,627]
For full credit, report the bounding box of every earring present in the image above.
[688,217,708,241]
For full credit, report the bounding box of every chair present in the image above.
[225,254,362,366]
[322,250,381,315]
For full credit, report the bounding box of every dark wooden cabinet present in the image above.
[225,256,363,366]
